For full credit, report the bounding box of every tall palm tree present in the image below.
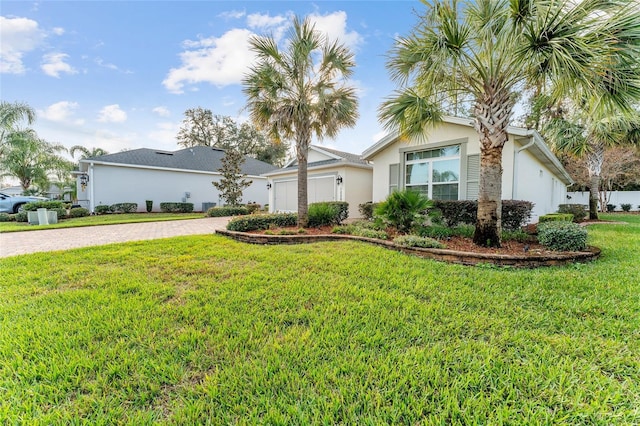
[380,0,640,247]
[69,145,109,160]
[543,108,640,219]
[243,16,359,227]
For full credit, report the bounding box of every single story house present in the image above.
[77,146,277,213]
[263,145,373,218]
[362,116,574,222]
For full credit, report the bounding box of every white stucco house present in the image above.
[362,116,574,222]
[77,146,277,213]
[263,145,373,218]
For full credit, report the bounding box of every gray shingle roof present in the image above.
[314,146,369,165]
[84,146,278,175]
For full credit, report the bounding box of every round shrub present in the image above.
[375,189,433,233]
[95,205,111,214]
[207,206,249,217]
[69,207,90,218]
[558,204,588,222]
[393,235,445,249]
[15,211,28,222]
[537,221,588,252]
[0,213,12,222]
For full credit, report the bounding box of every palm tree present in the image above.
[0,101,36,155]
[379,0,640,247]
[69,145,109,160]
[543,109,640,219]
[243,16,359,227]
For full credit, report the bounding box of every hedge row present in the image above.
[207,206,249,217]
[160,202,194,213]
[226,213,298,232]
[538,221,587,251]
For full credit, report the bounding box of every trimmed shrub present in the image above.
[0,213,12,222]
[537,221,588,251]
[416,224,453,239]
[95,205,111,215]
[503,229,531,243]
[245,203,261,214]
[358,201,379,220]
[15,212,27,222]
[110,203,138,213]
[558,204,588,222]
[160,202,194,213]
[226,213,298,232]
[23,200,64,211]
[145,200,153,213]
[606,204,616,212]
[394,235,445,249]
[621,203,632,212]
[69,207,90,218]
[207,206,249,217]
[375,190,433,233]
[308,202,349,227]
[433,200,533,230]
[539,213,573,223]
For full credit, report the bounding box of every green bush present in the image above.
[15,211,27,222]
[207,206,249,217]
[432,200,533,230]
[606,204,616,212]
[307,202,348,227]
[621,203,632,212]
[539,213,573,223]
[110,203,138,213]
[393,235,445,249]
[23,200,64,211]
[69,207,90,218]
[416,224,453,239]
[351,227,388,239]
[160,202,194,213]
[537,221,588,251]
[375,190,433,233]
[245,203,261,214]
[145,200,153,213]
[558,204,588,222]
[0,213,12,222]
[226,213,298,232]
[502,229,531,243]
[358,201,379,220]
[95,205,111,215]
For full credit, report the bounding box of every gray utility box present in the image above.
[202,202,216,212]
[27,209,58,225]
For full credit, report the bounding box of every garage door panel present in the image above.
[273,175,336,212]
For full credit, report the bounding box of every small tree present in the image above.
[212,149,252,206]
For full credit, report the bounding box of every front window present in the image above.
[405,145,460,200]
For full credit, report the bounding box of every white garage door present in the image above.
[273,175,336,212]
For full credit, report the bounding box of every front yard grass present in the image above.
[0,214,638,423]
[0,212,205,233]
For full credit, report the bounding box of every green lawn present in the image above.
[0,214,638,424]
[0,212,205,233]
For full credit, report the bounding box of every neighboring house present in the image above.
[0,186,23,196]
[263,145,373,218]
[77,146,277,213]
[362,116,574,222]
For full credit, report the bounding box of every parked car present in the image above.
[0,192,48,214]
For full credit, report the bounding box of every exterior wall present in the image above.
[567,191,640,211]
[514,147,567,222]
[86,164,268,212]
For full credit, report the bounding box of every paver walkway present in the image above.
[0,217,230,258]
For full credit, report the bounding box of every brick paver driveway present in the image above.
[0,217,230,258]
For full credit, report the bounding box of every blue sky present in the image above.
[1,0,419,164]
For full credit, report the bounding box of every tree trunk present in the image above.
[472,89,512,248]
[296,131,310,228]
[586,145,604,220]
[473,146,503,247]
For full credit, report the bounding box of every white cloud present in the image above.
[97,104,127,123]
[41,52,77,77]
[52,27,65,36]
[309,11,363,51]
[0,16,45,74]
[219,9,246,20]
[246,13,288,30]
[39,101,84,125]
[152,106,171,117]
[163,28,256,94]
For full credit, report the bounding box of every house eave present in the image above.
[78,160,268,179]
[262,160,372,177]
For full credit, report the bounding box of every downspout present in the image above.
[89,162,95,214]
[512,137,536,199]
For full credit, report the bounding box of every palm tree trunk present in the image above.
[296,132,310,228]
[586,146,603,220]
[473,146,503,247]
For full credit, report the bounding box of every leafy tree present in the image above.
[1,129,72,191]
[212,149,252,206]
[379,0,640,247]
[176,108,288,166]
[69,145,109,160]
[243,16,359,227]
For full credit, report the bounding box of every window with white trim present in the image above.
[405,145,460,200]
